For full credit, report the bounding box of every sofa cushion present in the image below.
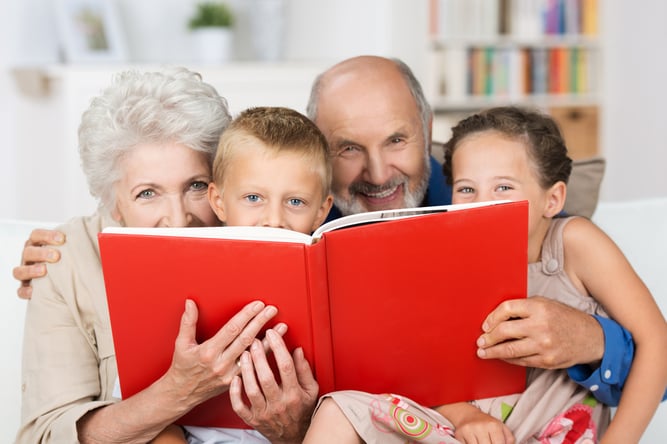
[564,157,606,219]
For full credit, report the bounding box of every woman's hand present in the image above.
[77,299,284,443]
[163,299,282,410]
[12,228,65,299]
[230,329,319,444]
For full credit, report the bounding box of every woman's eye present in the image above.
[136,189,155,199]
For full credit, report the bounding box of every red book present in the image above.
[99,200,528,428]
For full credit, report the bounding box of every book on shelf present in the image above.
[99,200,529,428]
[430,0,598,41]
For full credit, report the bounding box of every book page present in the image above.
[102,225,313,244]
[312,200,512,239]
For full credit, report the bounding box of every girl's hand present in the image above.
[453,408,515,444]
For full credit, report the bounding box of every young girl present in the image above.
[303,106,667,443]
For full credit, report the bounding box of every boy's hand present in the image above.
[12,229,65,299]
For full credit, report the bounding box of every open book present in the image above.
[99,200,528,428]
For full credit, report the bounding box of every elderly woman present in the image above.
[15,68,313,444]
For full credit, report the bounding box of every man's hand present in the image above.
[230,330,319,444]
[477,296,604,369]
[12,229,65,299]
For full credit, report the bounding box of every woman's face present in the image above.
[111,142,218,228]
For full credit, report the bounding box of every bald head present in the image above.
[307,56,431,132]
[306,56,432,216]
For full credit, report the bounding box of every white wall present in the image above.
[600,2,667,201]
[3,0,667,222]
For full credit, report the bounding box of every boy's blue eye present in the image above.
[288,198,305,207]
[245,194,260,203]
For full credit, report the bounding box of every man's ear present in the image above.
[427,114,433,155]
[544,181,567,218]
[207,182,227,222]
[312,194,334,232]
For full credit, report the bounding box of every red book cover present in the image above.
[99,200,528,428]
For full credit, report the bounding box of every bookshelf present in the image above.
[426,0,600,159]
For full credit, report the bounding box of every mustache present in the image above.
[348,176,407,195]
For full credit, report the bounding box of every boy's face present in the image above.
[208,141,333,235]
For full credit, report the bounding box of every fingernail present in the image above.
[54,233,65,243]
[251,339,262,351]
[47,251,58,261]
[477,348,486,358]
[252,301,265,311]
[274,323,288,335]
[264,305,277,317]
[476,336,485,347]
[482,321,490,332]
[35,264,45,274]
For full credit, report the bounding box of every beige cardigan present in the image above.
[17,211,120,443]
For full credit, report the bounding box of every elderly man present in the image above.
[13,56,635,443]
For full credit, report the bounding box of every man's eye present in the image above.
[136,190,155,199]
[190,181,208,191]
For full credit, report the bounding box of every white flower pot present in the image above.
[191,27,233,64]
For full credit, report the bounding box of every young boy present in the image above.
[208,106,334,234]
[156,106,334,444]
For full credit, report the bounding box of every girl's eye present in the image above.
[458,187,474,194]
[497,185,512,192]
[288,198,305,207]
[137,189,155,199]
[190,181,208,191]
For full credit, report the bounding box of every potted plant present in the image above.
[188,2,234,64]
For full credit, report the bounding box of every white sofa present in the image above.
[2,199,666,441]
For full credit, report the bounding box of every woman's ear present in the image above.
[544,181,567,218]
[312,194,334,232]
[207,182,227,223]
[110,202,123,224]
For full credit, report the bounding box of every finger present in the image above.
[17,284,33,300]
[239,348,267,410]
[292,347,318,397]
[482,298,533,333]
[12,263,46,282]
[260,322,287,353]
[174,299,199,350]
[229,374,251,419]
[250,337,283,398]
[21,245,61,266]
[477,336,539,366]
[209,301,272,359]
[27,229,65,247]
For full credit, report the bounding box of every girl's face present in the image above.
[450,130,560,246]
[111,142,218,228]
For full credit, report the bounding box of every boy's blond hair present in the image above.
[213,107,332,197]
